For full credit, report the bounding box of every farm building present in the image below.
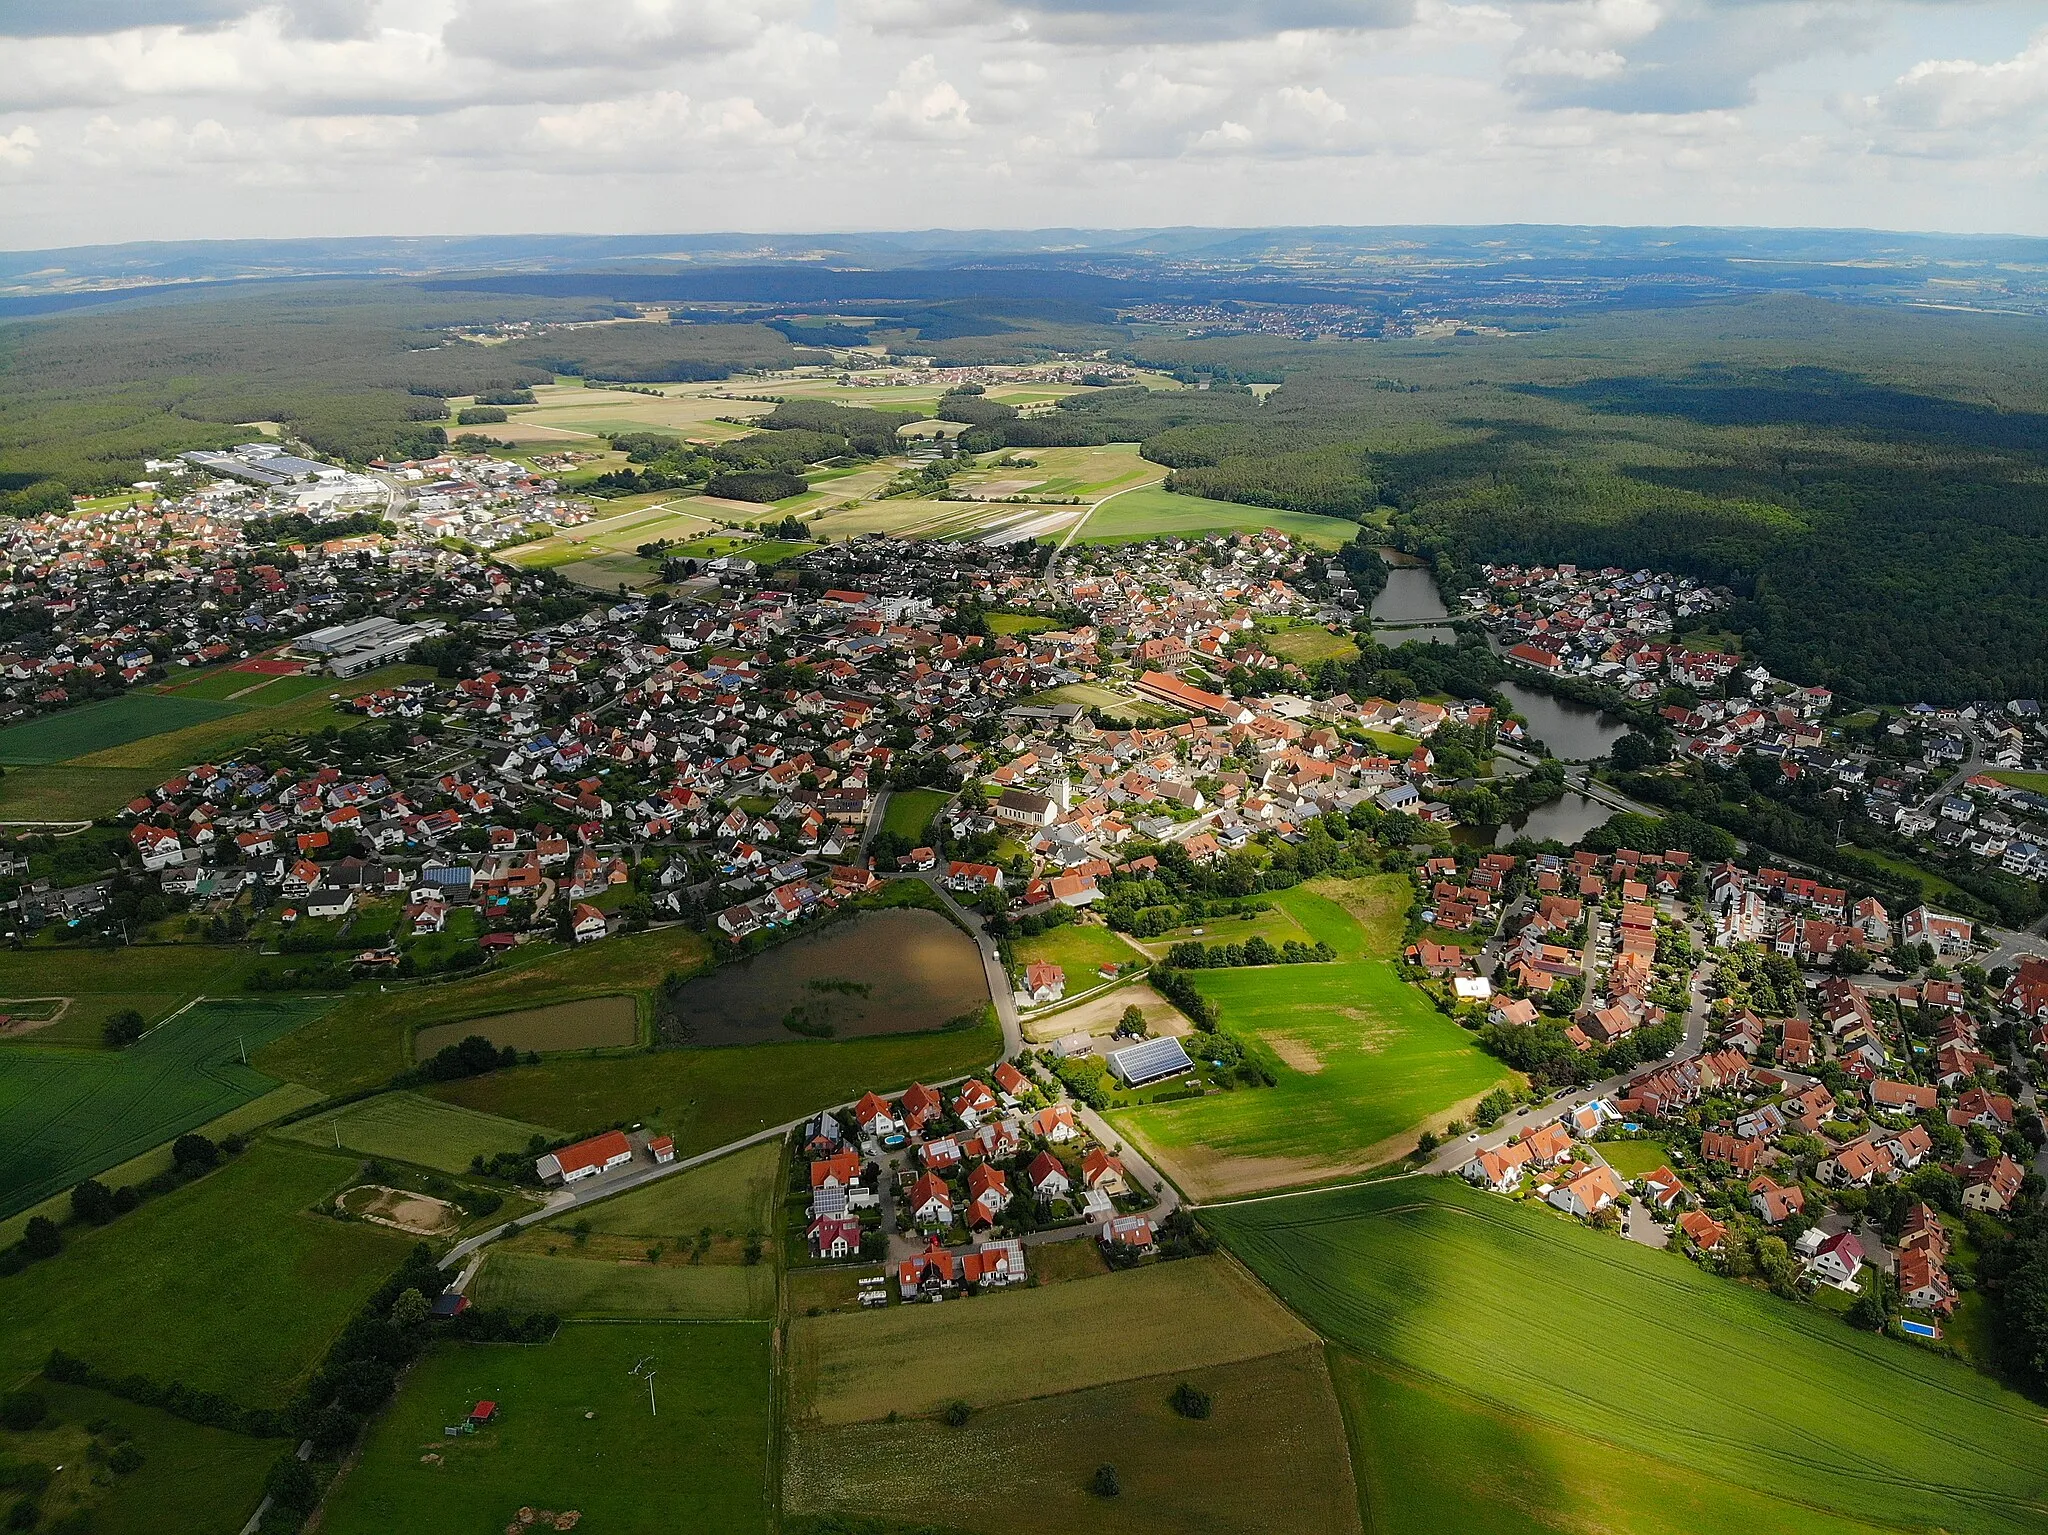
[535,1128,633,1185]
[1107,1035,1195,1087]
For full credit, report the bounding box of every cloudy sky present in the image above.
[1,0,2044,248]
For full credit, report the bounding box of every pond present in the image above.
[1369,551,1453,626]
[1497,681,1629,762]
[660,907,990,1047]
[1493,791,1616,848]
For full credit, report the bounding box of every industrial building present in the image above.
[290,615,444,678]
[180,442,332,488]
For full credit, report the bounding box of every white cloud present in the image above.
[444,0,787,70]
[870,54,975,139]
[1862,28,2048,143]
[0,123,38,168]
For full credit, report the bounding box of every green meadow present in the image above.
[1066,485,1356,548]
[275,1092,561,1174]
[0,694,241,765]
[1210,1178,2048,1535]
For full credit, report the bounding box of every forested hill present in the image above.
[995,297,2048,704]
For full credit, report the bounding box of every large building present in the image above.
[291,616,445,677]
[535,1129,634,1185]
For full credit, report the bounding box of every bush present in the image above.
[69,1178,116,1225]
[19,1218,60,1261]
[263,1455,318,1515]
[171,1134,218,1172]
[941,1400,972,1428]
[0,1391,47,1431]
[1090,1463,1121,1499]
[1168,1382,1212,1419]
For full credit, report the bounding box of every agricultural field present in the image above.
[786,1345,1361,1535]
[878,785,949,843]
[162,668,333,706]
[253,922,713,1094]
[428,1014,1003,1159]
[1025,682,1177,722]
[0,694,242,765]
[1010,922,1149,986]
[0,940,256,1049]
[556,551,663,592]
[275,1092,561,1174]
[318,1321,772,1535]
[1110,880,1509,1199]
[1209,1178,2048,1535]
[469,1251,774,1319]
[787,1256,1312,1428]
[0,995,336,1219]
[0,1141,412,1402]
[1988,770,2048,794]
[1260,617,1361,666]
[1065,485,1356,549]
[455,379,772,446]
[500,496,724,571]
[0,764,163,823]
[0,1379,281,1535]
[411,994,640,1058]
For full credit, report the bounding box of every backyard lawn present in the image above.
[879,786,950,843]
[1010,922,1148,986]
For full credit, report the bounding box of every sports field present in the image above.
[0,996,337,1219]
[470,1251,774,1319]
[788,1255,1312,1427]
[1208,1178,2048,1535]
[0,694,242,765]
[275,1092,560,1174]
[1064,485,1356,548]
[427,1016,1003,1162]
[1110,880,1509,1198]
[0,1141,412,1402]
[786,1346,1361,1535]
[878,786,949,842]
[1,1379,281,1535]
[318,1321,772,1535]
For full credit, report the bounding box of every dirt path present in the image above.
[0,997,71,1038]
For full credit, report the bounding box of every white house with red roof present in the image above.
[535,1129,632,1185]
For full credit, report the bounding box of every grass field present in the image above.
[0,694,243,766]
[411,994,640,1057]
[318,1322,771,1535]
[878,786,949,843]
[470,1251,774,1319]
[548,1140,779,1242]
[254,923,714,1094]
[0,1379,281,1535]
[0,763,163,822]
[788,1255,1312,1427]
[1025,682,1177,721]
[427,1017,1003,1161]
[558,552,661,592]
[0,941,258,1048]
[163,669,329,705]
[786,1345,1361,1535]
[1988,771,2048,794]
[1111,878,1508,1199]
[1012,921,1149,985]
[1209,1178,2048,1535]
[1065,486,1356,549]
[1260,617,1361,665]
[0,1141,411,1401]
[985,613,1058,635]
[0,995,337,1219]
[275,1092,561,1174]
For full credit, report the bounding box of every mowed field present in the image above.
[1065,485,1357,549]
[1111,879,1510,1198]
[0,940,258,1048]
[411,994,640,1057]
[274,1091,561,1174]
[318,1322,772,1535]
[1209,1178,2048,1535]
[786,1345,1362,1535]
[0,1141,412,1401]
[787,1255,1313,1427]
[470,1251,774,1319]
[878,785,949,842]
[549,1139,779,1241]
[0,995,336,1218]
[1261,617,1362,665]
[0,693,241,765]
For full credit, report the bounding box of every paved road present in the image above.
[913,872,1025,1060]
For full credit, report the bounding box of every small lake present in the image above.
[661,907,989,1047]
[1497,681,1629,763]
[1493,791,1615,848]
[1369,550,1453,626]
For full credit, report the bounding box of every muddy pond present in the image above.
[659,908,990,1046]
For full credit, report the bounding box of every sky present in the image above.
[1,0,2045,249]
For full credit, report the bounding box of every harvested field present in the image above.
[788,1256,1312,1427]
[662,908,987,1046]
[276,1092,560,1175]
[340,1183,461,1236]
[1023,981,1187,1045]
[414,995,639,1058]
[471,1250,773,1320]
[786,1346,1360,1535]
